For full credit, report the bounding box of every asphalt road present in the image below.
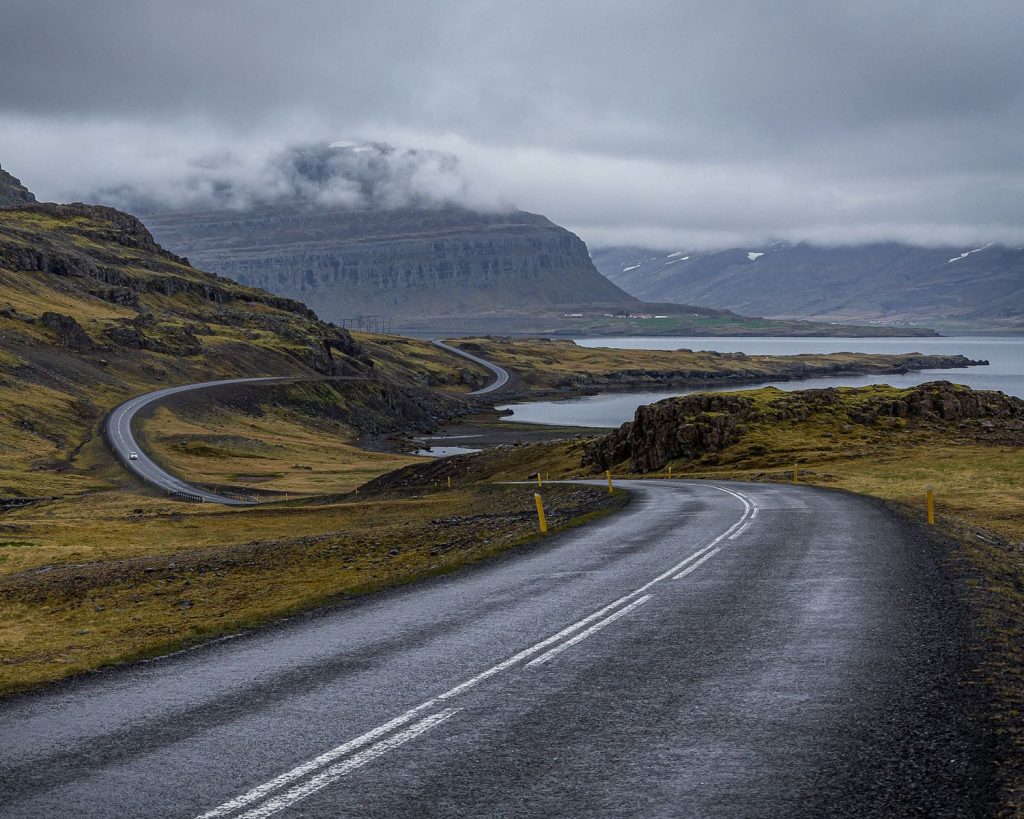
[432,340,510,394]
[107,343,508,504]
[104,376,289,505]
[0,480,993,817]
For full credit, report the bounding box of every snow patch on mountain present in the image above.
[948,244,992,263]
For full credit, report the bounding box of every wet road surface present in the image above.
[0,481,994,817]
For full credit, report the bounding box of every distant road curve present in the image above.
[432,339,510,394]
[104,376,289,505]
[108,343,507,504]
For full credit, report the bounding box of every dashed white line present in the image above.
[673,547,722,580]
[527,595,653,667]
[235,709,461,819]
[729,520,753,540]
[195,483,756,819]
[196,712,423,819]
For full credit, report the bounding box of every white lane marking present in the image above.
[195,712,424,818]
[196,587,671,818]
[668,486,756,576]
[196,484,754,818]
[673,547,722,580]
[527,595,652,667]
[236,709,460,819]
[728,519,753,540]
[751,507,759,519]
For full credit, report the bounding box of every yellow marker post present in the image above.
[534,493,548,534]
[536,473,543,488]
[447,476,452,489]
[606,470,614,495]
[667,465,672,480]
[927,485,935,525]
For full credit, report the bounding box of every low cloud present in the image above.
[90,140,511,215]
[3,0,1024,249]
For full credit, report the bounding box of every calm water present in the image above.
[498,336,1024,428]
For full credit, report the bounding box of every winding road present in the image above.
[105,341,509,504]
[104,376,289,505]
[432,339,510,394]
[0,480,991,817]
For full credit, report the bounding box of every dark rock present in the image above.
[582,381,1024,473]
[0,165,36,207]
[40,312,94,351]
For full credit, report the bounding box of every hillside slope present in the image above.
[0,200,469,498]
[594,243,1024,332]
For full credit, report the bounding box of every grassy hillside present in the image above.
[581,381,1024,541]
[0,203,501,498]
[0,200,621,694]
[0,203,368,494]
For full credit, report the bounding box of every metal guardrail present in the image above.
[170,491,206,503]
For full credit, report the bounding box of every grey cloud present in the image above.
[91,141,510,214]
[2,0,1024,248]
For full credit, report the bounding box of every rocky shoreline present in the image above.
[538,353,987,391]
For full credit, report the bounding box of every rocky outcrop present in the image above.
[0,203,321,322]
[41,312,93,351]
[1,198,368,378]
[582,381,1024,473]
[0,165,36,207]
[847,382,1024,425]
[583,392,757,473]
[143,205,636,323]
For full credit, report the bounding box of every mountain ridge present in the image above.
[0,165,37,207]
[593,242,1024,333]
[143,203,636,324]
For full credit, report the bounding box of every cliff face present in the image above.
[0,165,37,207]
[143,205,636,323]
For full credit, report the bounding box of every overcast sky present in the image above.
[3,0,1024,249]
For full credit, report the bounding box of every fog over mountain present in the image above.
[99,142,510,216]
[3,1,1024,249]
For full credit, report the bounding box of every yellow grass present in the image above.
[138,404,424,497]
[0,484,625,694]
